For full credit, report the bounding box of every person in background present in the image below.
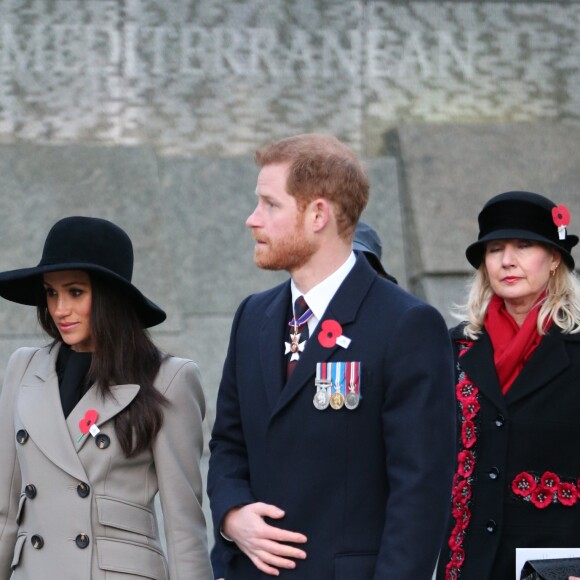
[0,216,212,579]
[437,191,580,580]
[208,133,455,579]
[353,221,398,284]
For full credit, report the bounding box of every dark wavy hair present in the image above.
[37,271,167,457]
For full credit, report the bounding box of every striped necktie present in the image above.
[286,296,312,379]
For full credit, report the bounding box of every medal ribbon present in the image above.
[347,361,361,397]
[333,361,345,397]
[288,308,314,329]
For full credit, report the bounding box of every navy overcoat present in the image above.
[209,255,456,579]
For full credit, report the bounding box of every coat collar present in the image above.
[266,255,376,420]
[505,325,573,405]
[18,343,140,481]
[453,324,576,409]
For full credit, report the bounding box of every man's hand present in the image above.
[223,502,308,576]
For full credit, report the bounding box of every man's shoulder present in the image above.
[242,280,289,307]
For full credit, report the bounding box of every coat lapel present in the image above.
[505,327,574,405]
[18,345,88,482]
[270,256,375,420]
[67,382,141,452]
[18,344,141,480]
[260,282,292,411]
[457,332,507,414]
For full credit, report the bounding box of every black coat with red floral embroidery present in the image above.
[437,322,580,580]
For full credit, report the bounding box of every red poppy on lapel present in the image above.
[79,409,99,435]
[318,319,343,348]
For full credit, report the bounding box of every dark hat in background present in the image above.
[466,191,578,270]
[353,221,398,284]
[0,216,166,328]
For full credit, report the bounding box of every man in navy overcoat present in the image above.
[208,133,456,579]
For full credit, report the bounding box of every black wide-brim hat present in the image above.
[466,191,579,270]
[0,216,166,328]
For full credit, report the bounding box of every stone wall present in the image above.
[1,1,579,157]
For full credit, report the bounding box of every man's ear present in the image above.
[310,198,331,233]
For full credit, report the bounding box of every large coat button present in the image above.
[77,483,90,498]
[31,535,44,549]
[95,434,110,449]
[488,467,500,480]
[486,520,497,533]
[75,533,90,549]
[25,484,37,499]
[16,429,29,444]
[495,415,505,428]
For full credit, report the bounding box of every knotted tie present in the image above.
[286,296,312,379]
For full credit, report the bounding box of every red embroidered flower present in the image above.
[450,547,465,567]
[552,205,571,228]
[453,479,472,504]
[456,379,478,401]
[446,561,460,580]
[512,472,536,497]
[462,397,480,420]
[457,340,474,358]
[317,319,343,348]
[531,485,554,509]
[558,482,577,506]
[448,522,464,550]
[452,498,467,519]
[79,409,99,435]
[457,479,472,503]
[541,471,561,490]
[458,507,471,529]
[461,420,477,449]
[457,450,475,478]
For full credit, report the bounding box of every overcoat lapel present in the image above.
[67,383,141,452]
[505,328,574,405]
[18,345,88,482]
[457,333,507,414]
[260,282,292,411]
[18,344,141,480]
[270,257,375,420]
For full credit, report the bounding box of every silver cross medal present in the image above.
[285,328,305,361]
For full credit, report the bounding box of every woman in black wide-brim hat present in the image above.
[436,192,580,580]
[0,216,212,580]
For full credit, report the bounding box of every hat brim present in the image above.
[0,262,166,328]
[353,247,398,284]
[466,229,578,270]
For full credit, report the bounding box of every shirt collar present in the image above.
[291,252,356,322]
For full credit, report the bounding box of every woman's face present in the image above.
[484,239,561,321]
[43,270,93,352]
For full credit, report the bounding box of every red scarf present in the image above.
[484,294,550,395]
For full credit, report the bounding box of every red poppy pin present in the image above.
[552,205,570,240]
[77,409,100,442]
[317,319,351,349]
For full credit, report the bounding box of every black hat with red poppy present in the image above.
[466,191,578,270]
[0,216,166,327]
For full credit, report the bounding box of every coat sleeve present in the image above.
[153,358,213,580]
[0,347,38,578]
[207,297,256,567]
[374,303,456,579]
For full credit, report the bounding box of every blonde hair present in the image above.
[458,260,580,340]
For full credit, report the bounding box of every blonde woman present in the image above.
[438,191,580,580]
